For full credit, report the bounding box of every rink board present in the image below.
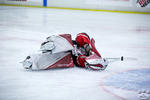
[0,0,150,13]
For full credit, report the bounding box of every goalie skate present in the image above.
[21,56,32,69]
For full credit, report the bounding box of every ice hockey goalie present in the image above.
[21,33,108,71]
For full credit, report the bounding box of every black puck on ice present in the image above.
[121,56,124,61]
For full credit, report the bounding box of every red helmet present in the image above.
[75,32,90,47]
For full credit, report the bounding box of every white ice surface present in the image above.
[0,6,150,100]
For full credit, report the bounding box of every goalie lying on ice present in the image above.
[21,33,108,71]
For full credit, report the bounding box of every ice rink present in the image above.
[0,6,150,100]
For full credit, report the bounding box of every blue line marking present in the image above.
[43,0,47,7]
[104,68,150,91]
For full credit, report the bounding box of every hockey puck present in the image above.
[121,56,124,61]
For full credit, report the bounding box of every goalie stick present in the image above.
[105,56,137,63]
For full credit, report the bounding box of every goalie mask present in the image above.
[75,32,90,47]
